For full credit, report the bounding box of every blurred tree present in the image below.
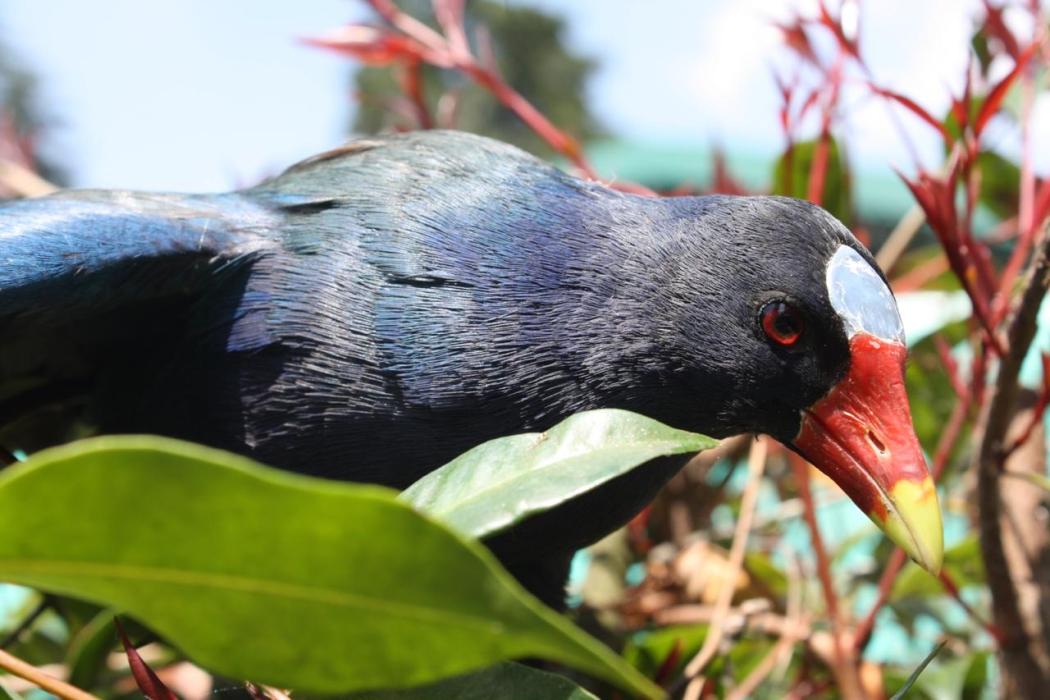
[0,37,65,186]
[351,0,604,158]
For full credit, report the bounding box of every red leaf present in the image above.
[1032,177,1050,231]
[980,0,1021,60]
[776,19,820,66]
[433,0,468,55]
[975,41,1037,137]
[709,148,750,195]
[806,133,831,205]
[870,85,953,145]
[797,86,824,125]
[115,619,178,700]
[899,166,1004,352]
[817,0,860,60]
[773,70,795,134]
[302,25,446,67]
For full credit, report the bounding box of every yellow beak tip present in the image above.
[875,477,944,575]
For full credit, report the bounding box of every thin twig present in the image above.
[725,555,806,700]
[673,437,768,696]
[0,598,49,649]
[0,647,100,700]
[938,570,1002,643]
[790,455,864,700]
[876,204,926,272]
[976,220,1050,695]
[854,548,908,654]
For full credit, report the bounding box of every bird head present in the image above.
[660,195,942,573]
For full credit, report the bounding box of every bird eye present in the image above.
[760,301,804,347]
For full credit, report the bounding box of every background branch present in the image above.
[976,220,1050,697]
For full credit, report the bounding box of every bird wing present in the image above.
[0,190,272,454]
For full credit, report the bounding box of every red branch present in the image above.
[1004,352,1050,457]
[939,570,1005,643]
[306,0,597,179]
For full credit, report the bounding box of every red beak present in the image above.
[793,334,943,573]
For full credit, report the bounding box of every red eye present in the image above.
[760,301,804,346]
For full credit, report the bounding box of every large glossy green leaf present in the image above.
[0,437,660,698]
[348,662,599,699]
[401,409,715,539]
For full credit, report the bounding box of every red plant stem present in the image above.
[806,136,828,205]
[998,211,1046,325]
[970,334,991,413]
[793,459,840,624]
[654,637,684,687]
[958,157,999,304]
[464,63,594,176]
[1018,69,1036,247]
[368,0,445,50]
[805,48,845,207]
[902,157,1005,354]
[433,0,469,58]
[938,570,1005,644]
[996,87,1046,325]
[935,334,969,401]
[855,392,972,653]
[366,0,596,178]
[1003,353,1050,456]
[398,59,432,129]
[945,248,1004,354]
[941,237,1004,355]
[789,454,860,694]
[854,548,908,654]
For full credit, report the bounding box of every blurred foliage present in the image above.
[772,137,853,226]
[351,0,603,157]
[0,38,65,185]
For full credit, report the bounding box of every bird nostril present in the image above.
[867,430,886,454]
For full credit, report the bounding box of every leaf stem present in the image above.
[0,647,100,700]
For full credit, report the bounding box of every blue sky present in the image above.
[3,0,1043,192]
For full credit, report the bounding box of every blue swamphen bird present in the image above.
[0,130,941,605]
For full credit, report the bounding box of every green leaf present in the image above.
[891,535,985,602]
[771,137,852,224]
[889,641,946,700]
[346,662,600,699]
[66,609,118,691]
[960,651,991,700]
[0,682,24,700]
[897,650,991,700]
[0,437,660,698]
[975,151,1020,219]
[401,409,715,539]
[971,30,993,75]
[743,552,787,600]
[623,625,708,679]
